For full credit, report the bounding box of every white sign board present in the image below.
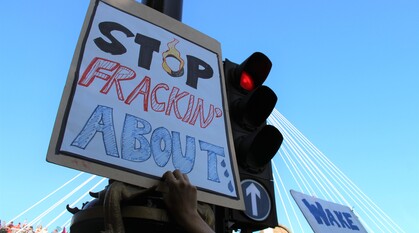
[47,0,244,210]
[291,190,367,233]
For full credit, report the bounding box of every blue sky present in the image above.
[1,0,418,232]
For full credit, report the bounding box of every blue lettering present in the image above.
[199,141,225,182]
[151,127,171,167]
[325,209,341,228]
[343,212,360,231]
[172,131,196,173]
[121,114,151,161]
[302,199,330,226]
[334,211,351,229]
[71,105,119,157]
[301,199,361,231]
[71,105,225,185]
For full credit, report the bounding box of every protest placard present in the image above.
[47,0,244,209]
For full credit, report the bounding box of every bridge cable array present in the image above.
[268,108,405,233]
[9,173,106,232]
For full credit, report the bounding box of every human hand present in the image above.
[159,170,214,233]
[161,170,198,222]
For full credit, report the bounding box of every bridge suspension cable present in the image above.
[44,177,107,229]
[268,108,406,233]
[8,172,84,225]
[17,175,97,233]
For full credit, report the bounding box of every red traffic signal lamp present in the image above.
[224,52,283,173]
[220,52,283,231]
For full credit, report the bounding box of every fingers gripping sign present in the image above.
[159,170,215,233]
[161,170,198,216]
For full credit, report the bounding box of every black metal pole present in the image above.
[141,0,183,21]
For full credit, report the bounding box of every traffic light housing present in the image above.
[221,52,283,231]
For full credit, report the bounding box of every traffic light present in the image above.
[222,52,283,231]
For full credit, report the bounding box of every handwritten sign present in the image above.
[291,190,367,233]
[47,0,244,210]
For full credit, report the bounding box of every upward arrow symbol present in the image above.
[246,183,261,216]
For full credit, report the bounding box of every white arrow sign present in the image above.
[241,179,271,221]
[246,183,261,216]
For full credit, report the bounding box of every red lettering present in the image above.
[165,87,189,119]
[189,98,215,128]
[79,57,223,129]
[151,83,169,112]
[79,57,136,101]
[182,95,195,123]
[100,65,136,101]
[125,76,151,111]
[79,57,118,87]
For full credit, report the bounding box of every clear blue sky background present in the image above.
[0,0,418,232]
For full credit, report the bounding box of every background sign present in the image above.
[291,190,367,233]
[47,0,243,210]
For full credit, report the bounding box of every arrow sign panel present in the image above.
[246,183,261,216]
[241,179,271,221]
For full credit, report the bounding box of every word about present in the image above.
[71,105,233,192]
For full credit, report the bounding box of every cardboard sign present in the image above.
[290,190,367,233]
[47,0,244,210]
